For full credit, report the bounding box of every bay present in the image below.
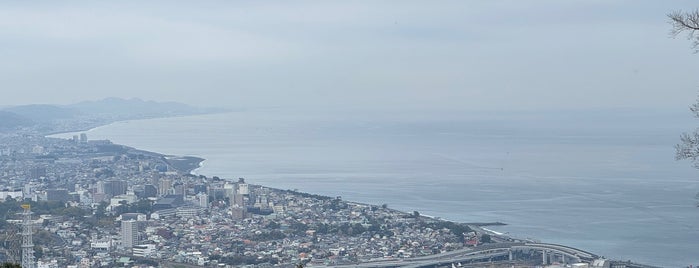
[51,108,699,267]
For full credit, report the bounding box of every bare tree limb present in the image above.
[668,9,699,52]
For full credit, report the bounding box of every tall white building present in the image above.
[121,219,138,249]
[158,179,172,196]
[197,193,208,208]
[237,183,249,195]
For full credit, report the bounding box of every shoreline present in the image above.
[40,120,542,242]
[40,110,234,137]
[163,155,206,174]
[64,126,508,229]
[38,116,668,267]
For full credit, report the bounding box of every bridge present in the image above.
[513,242,598,263]
[324,242,602,268]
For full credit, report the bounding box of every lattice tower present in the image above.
[20,204,33,268]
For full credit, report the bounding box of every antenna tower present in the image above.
[20,204,33,268]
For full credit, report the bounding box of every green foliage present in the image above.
[95,168,115,178]
[324,198,347,210]
[27,200,66,215]
[95,201,108,218]
[265,221,280,229]
[113,199,153,215]
[426,221,472,242]
[34,245,44,259]
[312,222,371,237]
[349,223,366,236]
[82,202,115,229]
[34,230,54,246]
[280,189,332,200]
[59,206,87,219]
[0,199,23,219]
[0,200,90,223]
[251,230,286,241]
[289,221,308,235]
[0,263,21,268]
[480,234,492,243]
[210,254,278,265]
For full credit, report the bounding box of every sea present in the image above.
[51,108,699,267]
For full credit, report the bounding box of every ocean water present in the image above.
[52,109,699,267]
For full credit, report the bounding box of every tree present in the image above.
[672,9,699,205]
[673,9,699,166]
[676,124,699,168]
[672,9,699,160]
[0,263,21,268]
[480,234,492,243]
[668,9,699,52]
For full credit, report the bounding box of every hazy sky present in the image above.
[1,1,698,111]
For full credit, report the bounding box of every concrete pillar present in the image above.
[542,250,547,265]
[509,249,513,261]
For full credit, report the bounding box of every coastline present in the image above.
[39,115,674,267]
[47,121,507,229]
[43,114,214,175]
[42,118,586,255]
[42,110,233,137]
[163,155,205,174]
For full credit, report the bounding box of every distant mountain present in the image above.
[0,98,226,134]
[0,111,33,131]
[68,97,225,119]
[4,104,82,123]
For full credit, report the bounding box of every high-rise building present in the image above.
[80,133,88,143]
[23,184,33,200]
[46,189,70,202]
[197,193,208,208]
[158,179,172,196]
[95,181,105,194]
[173,182,185,195]
[143,184,158,198]
[121,220,139,249]
[103,180,127,197]
[233,193,245,207]
[231,205,246,220]
[193,184,207,194]
[223,183,235,202]
[237,180,249,195]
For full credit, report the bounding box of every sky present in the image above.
[0,1,698,111]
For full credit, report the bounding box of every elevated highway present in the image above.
[324,242,601,268]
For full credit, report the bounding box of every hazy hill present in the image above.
[0,111,33,131]
[4,104,82,123]
[68,97,224,118]
[0,98,226,133]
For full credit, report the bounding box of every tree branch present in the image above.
[668,9,699,52]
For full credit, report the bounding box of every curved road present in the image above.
[324,242,600,268]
